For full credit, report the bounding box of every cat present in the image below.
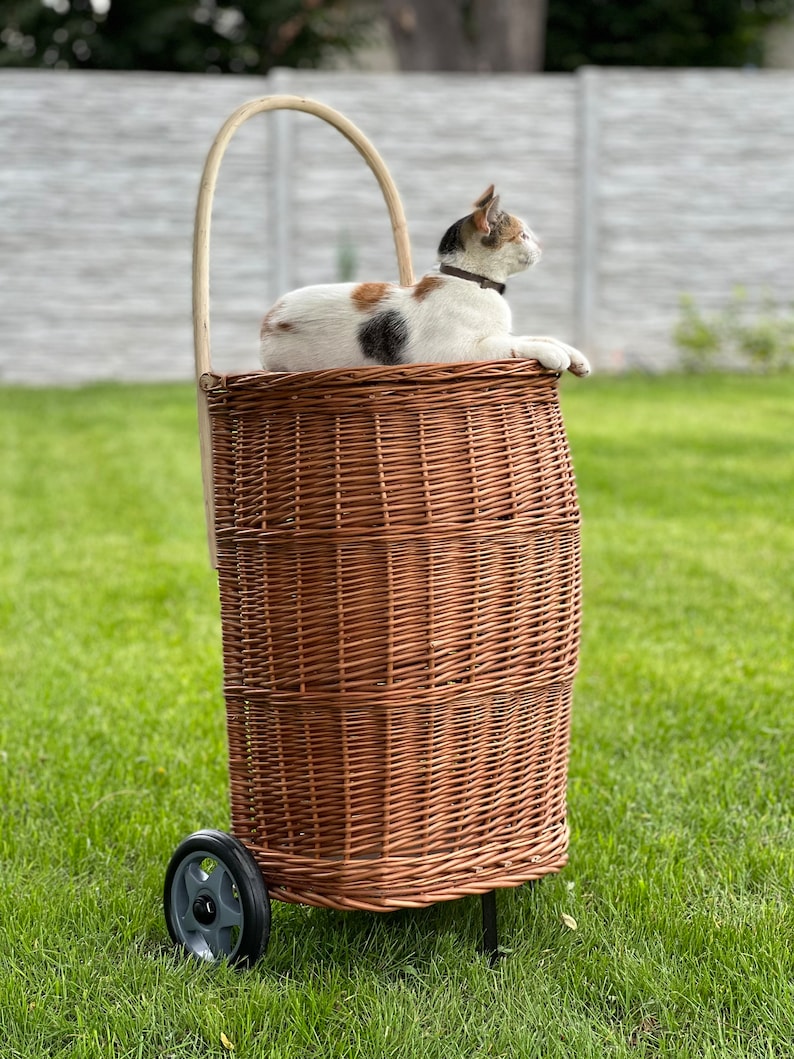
[260,186,591,378]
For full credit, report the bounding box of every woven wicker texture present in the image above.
[203,360,581,910]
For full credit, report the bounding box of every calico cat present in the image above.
[260,186,590,377]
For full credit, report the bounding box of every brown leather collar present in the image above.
[439,264,506,295]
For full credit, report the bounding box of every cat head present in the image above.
[437,186,542,281]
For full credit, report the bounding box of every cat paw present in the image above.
[561,343,591,377]
[514,338,591,377]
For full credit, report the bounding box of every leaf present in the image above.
[561,914,578,931]
[220,1032,235,1052]
[629,1015,661,1046]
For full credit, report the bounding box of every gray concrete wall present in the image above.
[1,69,271,383]
[581,68,794,370]
[2,67,793,383]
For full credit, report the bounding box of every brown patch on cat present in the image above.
[483,212,523,248]
[412,275,444,301]
[503,215,525,243]
[352,282,391,311]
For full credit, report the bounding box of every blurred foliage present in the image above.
[0,0,369,74]
[3,0,794,74]
[674,289,794,372]
[545,0,794,70]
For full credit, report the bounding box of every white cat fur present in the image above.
[260,186,591,378]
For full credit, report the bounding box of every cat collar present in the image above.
[439,265,506,295]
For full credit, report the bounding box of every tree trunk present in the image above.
[382,0,547,72]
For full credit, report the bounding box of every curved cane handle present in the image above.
[193,94,414,379]
[193,95,414,567]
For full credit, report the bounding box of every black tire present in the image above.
[164,829,271,968]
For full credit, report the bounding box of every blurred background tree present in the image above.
[384,0,794,71]
[0,0,370,73]
[382,0,546,71]
[545,0,794,70]
[1,0,793,73]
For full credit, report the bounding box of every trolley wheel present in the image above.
[164,829,271,967]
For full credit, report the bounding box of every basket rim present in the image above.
[200,359,562,394]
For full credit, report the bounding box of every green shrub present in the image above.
[674,288,794,372]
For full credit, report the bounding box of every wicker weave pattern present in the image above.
[204,360,581,910]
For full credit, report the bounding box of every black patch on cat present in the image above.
[437,216,468,257]
[357,310,409,365]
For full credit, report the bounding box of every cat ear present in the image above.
[472,185,500,235]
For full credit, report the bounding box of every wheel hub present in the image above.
[192,894,217,926]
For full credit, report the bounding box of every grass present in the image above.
[1,374,792,1058]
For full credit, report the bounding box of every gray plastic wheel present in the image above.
[164,829,271,967]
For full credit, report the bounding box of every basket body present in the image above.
[203,361,581,911]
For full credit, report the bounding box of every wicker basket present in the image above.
[193,98,581,913]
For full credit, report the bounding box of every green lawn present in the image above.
[1,375,791,1058]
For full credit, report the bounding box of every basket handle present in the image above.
[193,94,414,377]
[193,94,414,567]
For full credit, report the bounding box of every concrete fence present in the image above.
[1,66,793,383]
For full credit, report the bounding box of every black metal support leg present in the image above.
[481,890,500,965]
